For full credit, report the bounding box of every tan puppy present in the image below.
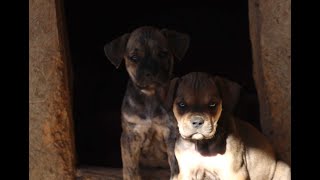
[166,72,290,180]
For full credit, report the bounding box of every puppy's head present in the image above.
[170,72,241,140]
[104,26,190,95]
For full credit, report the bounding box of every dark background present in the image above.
[64,1,259,168]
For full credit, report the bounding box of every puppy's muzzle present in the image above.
[191,116,205,128]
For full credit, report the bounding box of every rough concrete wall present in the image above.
[29,0,75,179]
[248,0,291,165]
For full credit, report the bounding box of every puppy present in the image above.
[166,72,290,180]
[104,26,190,180]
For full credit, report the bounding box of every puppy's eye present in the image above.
[129,55,139,62]
[178,102,186,108]
[158,51,168,58]
[209,103,216,109]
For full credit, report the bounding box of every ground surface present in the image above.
[76,166,170,180]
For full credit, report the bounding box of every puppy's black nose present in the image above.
[191,117,204,128]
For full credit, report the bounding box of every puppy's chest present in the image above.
[123,111,171,136]
[123,92,166,120]
[122,97,172,168]
[122,92,171,135]
[178,147,232,171]
[176,139,236,179]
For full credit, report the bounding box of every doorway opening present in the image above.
[64,1,259,170]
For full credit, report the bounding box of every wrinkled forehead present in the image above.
[176,73,221,104]
[126,29,168,52]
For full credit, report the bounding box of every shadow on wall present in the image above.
[64,2,260,168]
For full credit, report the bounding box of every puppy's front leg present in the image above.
[167,151,179,180]
[165,129,179,180]
[273,161,291,180]
[121,131,143,180]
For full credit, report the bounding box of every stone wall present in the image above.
[248,0,291,165]
[29,0,75,179]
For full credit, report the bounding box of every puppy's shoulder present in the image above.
[236,119,274,154]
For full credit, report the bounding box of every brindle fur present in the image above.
[104,26,189,180]
[167,72,290,180]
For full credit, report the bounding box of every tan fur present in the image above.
[171,72,290,180]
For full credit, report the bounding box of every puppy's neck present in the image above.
[127,79,167,101]
[195,126,227,156]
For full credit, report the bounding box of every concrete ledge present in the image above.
[76,166,170,180]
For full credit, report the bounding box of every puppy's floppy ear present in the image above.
[161,29,190,61]
[104,33,130,69]
[164,77,180,111]
[213,76,242,113]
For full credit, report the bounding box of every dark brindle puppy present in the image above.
[166,72,290,180]
[104,26,189,180]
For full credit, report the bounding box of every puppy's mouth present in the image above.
[180,131,216,141]
[136,83,158,90]
[136,83,151,89]
[178,122,217,141]
[132,71,170,91]
[135,79,168,90]
[135,82,165,96]
[181,133,206,140]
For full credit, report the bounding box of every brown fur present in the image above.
[168,72,290,180]
[104,26,189,180]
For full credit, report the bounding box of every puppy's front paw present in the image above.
[123,175,141,180]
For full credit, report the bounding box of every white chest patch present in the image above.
[175,139,242,180]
